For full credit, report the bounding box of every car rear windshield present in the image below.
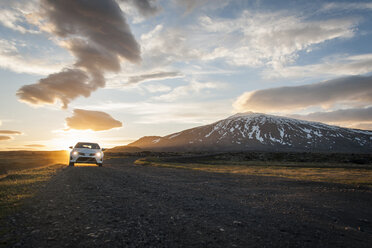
[74,143,100,149]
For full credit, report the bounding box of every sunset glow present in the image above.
[48,130,101,151]
[0,0,371,150]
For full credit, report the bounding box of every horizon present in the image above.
[1,0,372,151]
[2,111,371,152]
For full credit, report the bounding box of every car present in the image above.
[68,142,105,167]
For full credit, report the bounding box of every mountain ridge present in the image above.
[127,112,372,153]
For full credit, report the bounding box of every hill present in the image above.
[128,112,372,153]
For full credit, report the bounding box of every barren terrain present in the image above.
[1,156,372,247]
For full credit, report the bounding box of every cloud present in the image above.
[352,123,372,131]
[127,71,183,85]
[0,136,12,141]
[24,144,46,147]
[199,11,357,68]
[117,0,160,24]
[0,8,33,33]
[154,80,225,102]
[0,129,22,141]
[143,84,172,93]
[75,100,232,125]
[65,109,122,131]
[129,6,362,80]
[322,2,372,11]
[265,53,372,79]
[0,39,67,75]
[140,25,203,69]
[17,68,90,108]
[41,0,140,62]
[173,0,229,14]
[290,107,372,123]
[105,69,182,91]
[289,107,372,130]
[135,101,231,124]
[0,1,39,33]
[233,75,372,113]
[0,130,22,135]
[127,0,160,17]
[17,0,140,108]
[174,0,208,13]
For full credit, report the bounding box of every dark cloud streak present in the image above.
[126,0,160,17]
[17,69,90,109]
[234,75,372,112]
[127,71,182,85]
[290,107,372,123]
[0,130,22,135]
[17,0,140,108]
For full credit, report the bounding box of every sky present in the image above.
[0,0,371,150]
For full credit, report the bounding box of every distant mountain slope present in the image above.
[128,112,372,153]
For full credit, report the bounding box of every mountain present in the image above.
[128,112,372,153]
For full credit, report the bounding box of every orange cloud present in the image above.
[24,144,46,148]
[0,136,11,141]
[66,109,122,131]
[0,130,22,135]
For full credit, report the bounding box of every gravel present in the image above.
[1,157,372,247]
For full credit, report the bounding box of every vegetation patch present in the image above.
[0,164,63,220]
[135,157,372,187]
[0,151,68,175]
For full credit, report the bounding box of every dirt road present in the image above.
[2,157,372,247]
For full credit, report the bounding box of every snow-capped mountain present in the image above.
[129,112,372,153]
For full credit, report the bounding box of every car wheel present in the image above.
[69,162,75,167]
[97,163,103,167]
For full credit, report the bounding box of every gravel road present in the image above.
[2,157,372,247]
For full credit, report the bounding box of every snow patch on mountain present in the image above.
[129,112,372,153]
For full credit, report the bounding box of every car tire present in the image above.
[69,162,75,167]
[97,163,103,167]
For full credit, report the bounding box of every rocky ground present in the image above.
[1,157,372,247]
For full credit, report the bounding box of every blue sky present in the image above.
[0,0,371,150]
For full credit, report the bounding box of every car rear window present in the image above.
[75,143,100,149]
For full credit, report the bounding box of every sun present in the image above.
[48,130,101,150]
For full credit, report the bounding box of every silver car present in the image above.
[69,142,105,167]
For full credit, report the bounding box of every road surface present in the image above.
[2,157,372,247]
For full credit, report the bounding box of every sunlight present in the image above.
[48,130,101,150]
